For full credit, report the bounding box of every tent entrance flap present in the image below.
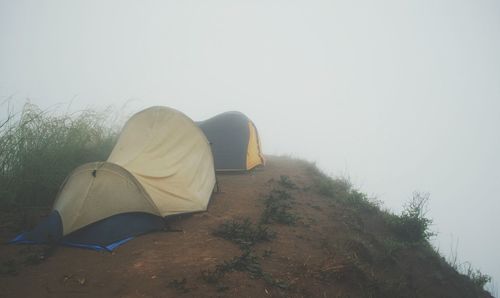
[246,121,265,170]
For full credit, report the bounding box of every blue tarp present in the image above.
[9,211,165,251]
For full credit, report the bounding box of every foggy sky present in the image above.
[1,0,499,292]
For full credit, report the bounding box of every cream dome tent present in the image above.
[108,106,216,216]
[197,111,264,171]
[11,106,216,251]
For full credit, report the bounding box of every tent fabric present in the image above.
[11,210,63,244]
[10,211,164,251]
[197,111,265,171]
[11,106,216,250]
[61,212,165,249]
[53,161,159,236]
[108,106,216,217]
[246,121,264,170]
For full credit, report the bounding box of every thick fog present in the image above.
[1,0,499,292]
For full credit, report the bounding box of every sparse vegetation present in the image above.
[213,218,275,249]
[0,103,118,209]
[278,175,297,189]
[464,264,492,289]
[306,161,492,294]
[207,219,269,286]
[0,132,493,296]
[445,242,492,291]
[204,178,301,291]
[0,245,55,277]
[308,166,379,212]
[20,245,56,265]
[0,260,17,276]
[167,278,190,293]
[262,248,273,258]
[261,189,298,225]
[387,192,435,244]
[201,248,290,290]
[201,250,263,283]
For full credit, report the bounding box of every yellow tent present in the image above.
[41,106,215,245]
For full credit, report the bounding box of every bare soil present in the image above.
[0,156,492,297]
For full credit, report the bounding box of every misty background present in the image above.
[1,0,499,292]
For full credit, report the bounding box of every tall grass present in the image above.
[0,103,118,208]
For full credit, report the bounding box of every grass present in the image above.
[309,163,433,244]
[445,240,492,290]
[307,164,380,212]
[0,103,118,210]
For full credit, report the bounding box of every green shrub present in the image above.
[201,250,263,283]
[388,192,435,243]
[213,218,275,249]
[0,103,118,208]
[344,190,380,212]
[317,176,351,199]
[278,175,297,189]
[167,278,190,293]
[261,189,298,225]
[463,264,492,289]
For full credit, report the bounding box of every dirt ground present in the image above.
[0,156,493,297]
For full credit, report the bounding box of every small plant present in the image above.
[262,248,273,257]
[381,238,407,259]
[464,264,491,289]
[388,192,435,243]
[445,240,492,291]
[278,175,297,189]
[306,164,350,198]
[317,176,351,200]
[343,190,380,212]
[262,274,290,289]
[317,261,364,282]
[201,250,263,283]
[261,189,298,225]
[0,259,18,276]
[168,278,190,293]
[201,249,288,290]
[214,218,275,249]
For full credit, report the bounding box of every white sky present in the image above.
[1,0,499,292]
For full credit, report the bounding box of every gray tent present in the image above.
[197,111,264,171]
